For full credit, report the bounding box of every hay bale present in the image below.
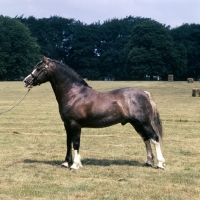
[168,74,173,82]
[187,78,194,83]
[192,89,200,97]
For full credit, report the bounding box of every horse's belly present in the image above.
[80,115,124,128]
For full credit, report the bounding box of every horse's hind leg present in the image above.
[147,128,165,169]
[131,123,165,169]
[150,139,165,169]
[144,140,154,167]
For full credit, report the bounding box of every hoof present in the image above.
[144,162,153,167]
[156,163,165,169]
[61,162,69,168]
[156,166,165,170]
[70,162,83,170]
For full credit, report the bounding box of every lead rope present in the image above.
[0,89,30,115]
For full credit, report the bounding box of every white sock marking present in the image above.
[70,150,83,169]
[151,139,165,168]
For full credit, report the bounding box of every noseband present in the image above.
[30,64,49,85]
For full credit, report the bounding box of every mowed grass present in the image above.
[0,81,200,200]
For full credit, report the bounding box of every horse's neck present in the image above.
[49,69,83,104]
[49,78,69,103]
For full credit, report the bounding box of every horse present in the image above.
[23,56,165,170]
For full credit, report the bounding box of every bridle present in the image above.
[0,61,50,115]
[30,63,49,85]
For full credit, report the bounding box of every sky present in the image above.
[0,0,199,28]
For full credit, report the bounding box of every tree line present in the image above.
[0,15,199,81]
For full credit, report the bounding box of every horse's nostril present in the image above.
[28,80,33,84]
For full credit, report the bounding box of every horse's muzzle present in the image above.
[23,76,33,89]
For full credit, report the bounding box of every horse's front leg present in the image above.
[69,120,83,170]
[61,123,73,168]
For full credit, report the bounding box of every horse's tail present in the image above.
[144,91,163,143]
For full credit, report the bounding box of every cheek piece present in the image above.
[30,65,48,86]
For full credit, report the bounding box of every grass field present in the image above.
[0,81,200,200]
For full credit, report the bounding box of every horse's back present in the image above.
[95,87,151,120]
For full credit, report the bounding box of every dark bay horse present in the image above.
[23,56,165,169]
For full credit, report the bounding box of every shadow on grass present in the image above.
[24,158,142,167]
[24,159,62,166]
[83,158,141,166]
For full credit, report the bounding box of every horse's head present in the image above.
[23,56,50,89]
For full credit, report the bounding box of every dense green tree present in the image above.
[125,20,187,80]
[64,22,101,79]
[16,16,197,81]
[170,24,200,79]
[0,16,40,80]
[19,16,76,61]
[98,16,148,79]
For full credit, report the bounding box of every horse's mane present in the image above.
[50,59,89,87]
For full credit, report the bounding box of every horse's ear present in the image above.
[43,56,49,64]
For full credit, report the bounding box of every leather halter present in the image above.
[30,64,49,85]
